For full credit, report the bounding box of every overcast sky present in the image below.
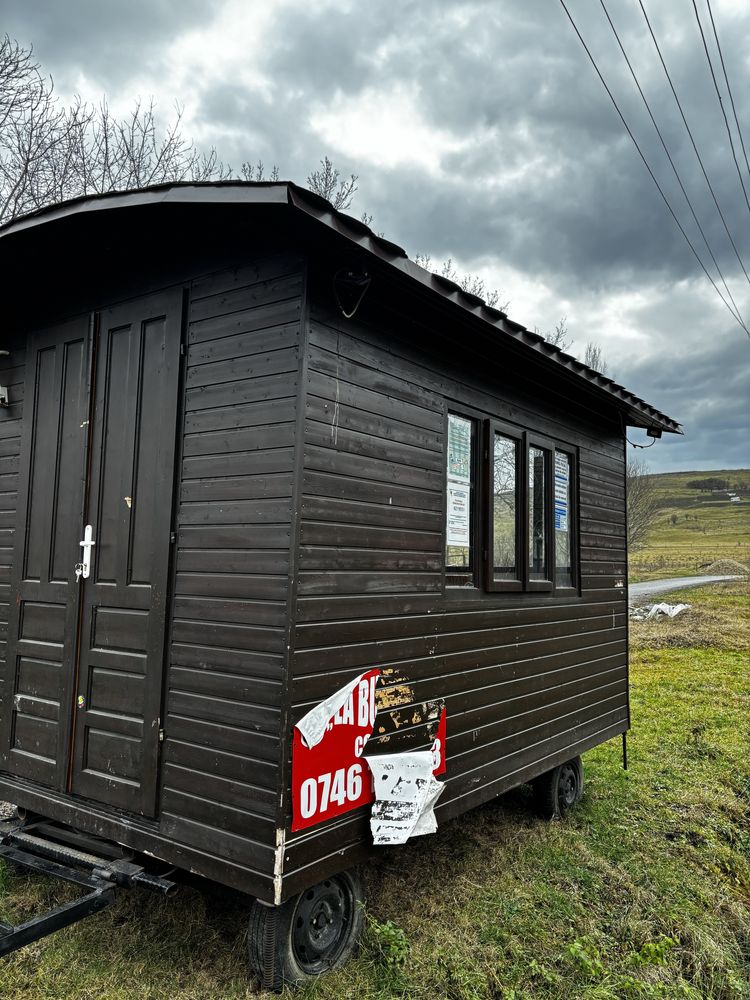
[5,0,750,472]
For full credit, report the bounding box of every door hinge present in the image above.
[159,729,165,743]
[170,531,177,544]
[179,343,186,356]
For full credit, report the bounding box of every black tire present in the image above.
[247,869,364,992]
[532,756,584,819]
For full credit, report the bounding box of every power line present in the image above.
[702,0,750,207]
[598,0,747,333]
[691,0,750,223]
[557,0,750,337]
[637,0,750,294]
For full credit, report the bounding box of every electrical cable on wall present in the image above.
[333,269,371,319]
[620,413,657,449]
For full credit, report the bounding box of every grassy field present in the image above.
[1,579,748,999]
[629,469,750,582]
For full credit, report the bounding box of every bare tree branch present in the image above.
[306,156,358,210]
[627,455,662,550]
[538,317,573,353]
[583,341,609,376]
[414,253,508,311]
[0,37,232,225]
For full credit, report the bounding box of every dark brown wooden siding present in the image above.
[0,336,25,717]
[158,254,303,891]
[281,291,628,896]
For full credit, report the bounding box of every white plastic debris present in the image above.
[367,751,445,846]
[630,602,691,621]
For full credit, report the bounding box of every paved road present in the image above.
[629,575,740,603]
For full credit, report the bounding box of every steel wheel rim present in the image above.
[557,763,578,810]
[292,877,353,973]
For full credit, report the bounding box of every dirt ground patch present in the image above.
[704,557,749,576]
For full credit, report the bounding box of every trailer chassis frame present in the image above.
[0,815,177,958]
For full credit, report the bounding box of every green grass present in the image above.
[1,582,749,999]
[630,469,750,582]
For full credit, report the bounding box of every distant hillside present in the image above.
[629,468,750,582]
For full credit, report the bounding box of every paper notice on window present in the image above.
[554,452,569,532]
[447,483,470,546]
[447,415,472,483]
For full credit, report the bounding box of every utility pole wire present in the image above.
[598,0,747,334]
[691,0,750,220]
[557,0,750,337]
[706,0,750,207]
[637,0,750,293]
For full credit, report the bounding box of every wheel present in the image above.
[532,756,584,819]
[247,869,364,991]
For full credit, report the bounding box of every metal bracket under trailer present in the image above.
[0,816,177,957]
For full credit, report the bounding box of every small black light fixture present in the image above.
[333,268,371,319]
[646,426,662,439]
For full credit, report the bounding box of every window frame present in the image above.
[485,419,523,593]
[552,442,578,593]
[524,431,556,593]
[442,411,580,599]
[444,408,482,590]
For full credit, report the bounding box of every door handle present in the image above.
[76,524,96,582]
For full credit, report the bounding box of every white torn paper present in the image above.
[295,671,369,749]
[367,751,445,846]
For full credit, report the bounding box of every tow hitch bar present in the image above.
[0,818,177,957]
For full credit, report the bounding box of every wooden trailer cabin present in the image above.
[0,183,681,985]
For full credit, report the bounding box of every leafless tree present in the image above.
[627,455,662,550]
[0,36,232,226]
[306,156,358,211]
[240,160,280,182]
[72,99,231,196]
[539,317,573,353]
[583,341,609,376]
[414,253,508,311]
[0,35,91,223]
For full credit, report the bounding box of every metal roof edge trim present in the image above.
[0,181,290,238]
[286,183,682,435]
[0,181,682,434]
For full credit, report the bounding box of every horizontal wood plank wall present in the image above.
[0,337,25,716]
[282,298,628,896]
[159,254,302,895]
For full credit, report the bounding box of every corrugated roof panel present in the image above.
[0,180,681,434]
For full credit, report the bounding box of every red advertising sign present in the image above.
[432,706,447,776]
[291,669,380,832]
[291,672,449,833]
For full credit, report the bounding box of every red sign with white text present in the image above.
[292,670,380,832]
[291,672,448,832]
[432,706,447,776]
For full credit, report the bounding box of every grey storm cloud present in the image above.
[1,0,221,89]
[618,332,750,471]
[248,0,750,292]
[2,0,748,472]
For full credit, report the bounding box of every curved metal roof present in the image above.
[0,180,681,434]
